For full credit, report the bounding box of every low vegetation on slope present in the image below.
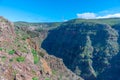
[0,16,83,80]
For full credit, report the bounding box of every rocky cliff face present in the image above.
[0,16,15,47]
[42,21,120,80]
[0,17,83,80]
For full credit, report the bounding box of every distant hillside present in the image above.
[42,18,120,80]
[14,21,62,30]
[66,18,120,26]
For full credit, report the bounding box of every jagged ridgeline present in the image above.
[42,18,120,80]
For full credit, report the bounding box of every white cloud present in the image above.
[97,13,120,18]
[77,13,96,19]
[77,12,120,19]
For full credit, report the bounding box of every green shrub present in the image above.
[33,55,39,64]
[32,77,38,80]
[9,58,14,62]
[1,56,6,62]
[0,48,3,51]
[45,78,50,80]
[22,35,28,40]
[8,50,15,55]
[31,49,39,64]
[16,56,25,62]
[59,74,62,80]
[39,52,45,57]
[17,45,20,47]
[13,70,18,76]
[22,37,25,40]
[52,70,57,75]
[32,49,37,55]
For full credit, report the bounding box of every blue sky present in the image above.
[0,0,120,22]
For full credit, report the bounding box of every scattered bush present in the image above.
[22,37,26,40]
[17,45,20,47]
[22,35,29,40]
[32,77,38,80]
[32,49,39,64]
[9,58,14,62]
[39,52,45,57]
[33,54,39,64]
[0,47,3,51]
[45,78,50,80]
[32,49,37,55]
[59,74,62,80]
[52,70,57,75]
[1,56,6,62]
[16,56,25,62]
[8,49,15,55]
[13,70,18,76]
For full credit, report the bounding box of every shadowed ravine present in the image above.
[42,22,120,80]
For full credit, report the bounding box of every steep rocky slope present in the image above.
[0,16,83,80]
[42,20,120,80]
